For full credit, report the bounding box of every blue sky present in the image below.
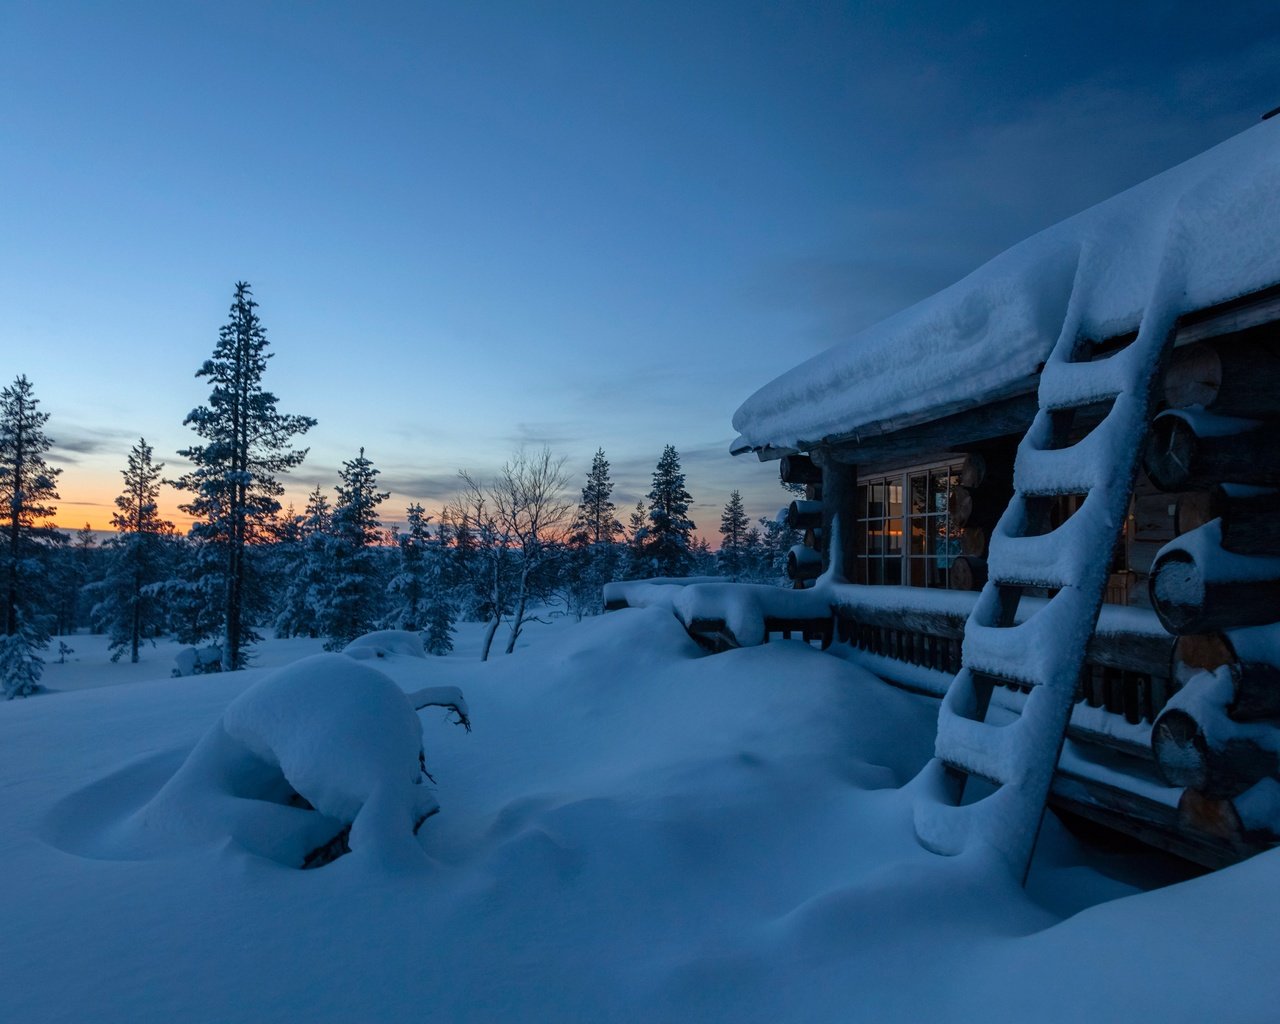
[2,2,1278,537]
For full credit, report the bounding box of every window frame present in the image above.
[855,458,964,589]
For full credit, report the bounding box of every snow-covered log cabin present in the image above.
[612,114,1280,875]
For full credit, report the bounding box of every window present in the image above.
[856,461,962,588]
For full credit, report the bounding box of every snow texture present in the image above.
[4,613,1275,1022]
[732,116,1280,453]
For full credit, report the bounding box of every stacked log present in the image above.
[779,454,823,487]
[786,543,822,582]
[1143,411,1280,491]
[786,499,822,531]
[1145,327,1280,846]
[1152,665,1280,796]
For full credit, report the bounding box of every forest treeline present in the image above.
[0,283,798,696]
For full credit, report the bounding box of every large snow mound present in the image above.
[5,611,1279,1022]
[45,652,443,871]
[732,116,1280,452]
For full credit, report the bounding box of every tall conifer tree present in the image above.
[319,448,389,650]
[718,490,750,581]
[0,375,62,697]
[93,439,175,662]
[567,448,623,615]
[172,282,316,669]
[644,445,695,577]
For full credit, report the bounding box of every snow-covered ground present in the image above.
[3,611,1277,1022]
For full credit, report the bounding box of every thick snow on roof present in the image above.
[732,117,1280,454]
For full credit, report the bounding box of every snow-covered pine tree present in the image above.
[273,486,331,638]
[319,448,389,651]
[758,511,799,586]
[93,439,175,663]
[147,536,223,646]
[574,448,622,547]
[50,523,100,636]
[0,629,42,699]
[690,536,717,576]
[170,282,316,670]
[624,500,650,579]
[0,375,64,698]
[566,448,623,616]
[643,445,695,577]
[423,518,455,656]
[386,502,431,631]
[718,490,750,581]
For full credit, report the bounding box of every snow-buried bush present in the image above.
[125,643,467,871]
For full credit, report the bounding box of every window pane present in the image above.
[929,470,951,515]
[887,481,903,519]
[886,518,902,555]
[870,482,884,519]
[936,529,958,570]
[909,558,926,587]
[867,557,883,584]
[909,474,927,515]
[868,521,884,555]
[909,515,926,555]
[883,557,903,585]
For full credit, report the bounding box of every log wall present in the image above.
[1143,324,1280,850]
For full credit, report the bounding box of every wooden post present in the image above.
[819,455,857,580]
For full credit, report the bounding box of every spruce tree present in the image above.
[423,519,456,656]
[171,282,316,669]
[273,486,332,638]
[566,448,623,616]
[643,445,695,578]
[718,490,750,581]
[386,502,431,631]
[0,375,63,697]
[624,501,650,579]
[573,448,622,546]
[93,439,175,662]
[319,448,389,650]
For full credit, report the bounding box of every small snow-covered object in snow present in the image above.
[343,629,428,661]
[134,652,464,870]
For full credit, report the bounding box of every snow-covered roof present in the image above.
[732,116,1280,456]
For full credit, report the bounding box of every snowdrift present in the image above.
[3,611,1279,1022]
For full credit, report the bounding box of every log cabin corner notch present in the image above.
[719,115,1280,869]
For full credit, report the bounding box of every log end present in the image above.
[1149,550,1204,635]
[1152,708,1209,790]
